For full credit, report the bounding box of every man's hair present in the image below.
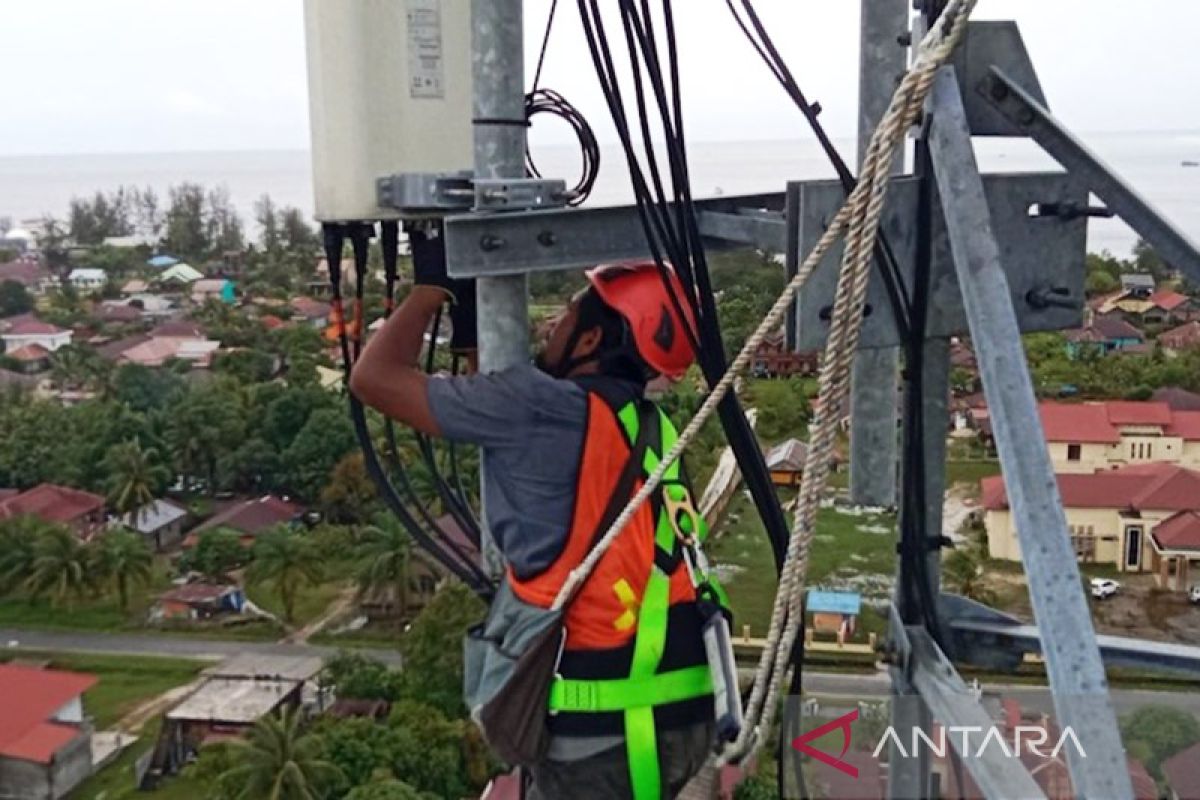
[576,287,656,384]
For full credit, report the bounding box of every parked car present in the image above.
[1091,578,1120,599]
[1189,585,1200,605]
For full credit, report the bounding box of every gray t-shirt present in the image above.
[426,364,623,760]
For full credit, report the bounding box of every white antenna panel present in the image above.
[304,0,473,222]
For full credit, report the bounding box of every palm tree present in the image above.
[248,528,323,625]
[354,519,412,623]
[25,526,94,609]
[218,706,342,800]
[92,528,153,612]
[942,547,995,605]
[49,344,92,391]
[102,439,171,524]
[0,516,43,595]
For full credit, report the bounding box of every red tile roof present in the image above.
[1152,510,1200,552]
[150,320,206,338]
[1161,320,1200,350]
[290,297,332,320]
[190,495,303,538]
[6,343,50,362]
[1038,402,1120,444]
[983,463,1200,512]
[0,483,105,526]
[1163,741,1200,800]
[0,664,96,764]
[1166,411,1200,441]
[1104,400,1173,426]
[0,260,47,288]
[1092,314,1143,341]
[2,315,65,336]
[1149,289,1189,311]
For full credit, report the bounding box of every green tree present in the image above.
[25,526,94,608]
[0,280,32,317]
[321,453,379,525]
[102,439,171,521]
[256,195,282,253]
[49,344,99,392]
[398,583,486,717]
[181,528,248,581]
[0,516,43,594]
[344,779,434,800]
[942,547,995,605]
[163,183,210,258]
[91,528,153,612]
[249,528,323,624]
[218,706,342,800]
[282,408,357,500]
[1085,269,1119,296]
[322,651,403,702]
[213,348,276,383]
[1120,705,1200,779]
[353,519,412,623]
[111,363,185,411]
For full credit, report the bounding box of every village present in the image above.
[2,185,1200,799]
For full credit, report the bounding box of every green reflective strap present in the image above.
[547,664,713,712]
[627,565,670,800]
[626,706,659,800]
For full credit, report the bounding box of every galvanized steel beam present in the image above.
[928,65,1134,800]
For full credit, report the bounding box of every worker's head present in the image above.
[535,261,697,384]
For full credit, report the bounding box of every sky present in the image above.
[2,0,1199,156]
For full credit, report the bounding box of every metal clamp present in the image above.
[377,172,568,214]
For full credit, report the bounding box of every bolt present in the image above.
[479,235,505,252]
[1018,108,1036,127]
[989,80,1010,102]
[897,32,913,47]
[537,231,557,247]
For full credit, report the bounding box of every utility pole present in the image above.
[849,0,904,510]
[471,0,527,576]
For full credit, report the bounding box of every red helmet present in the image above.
[585,260,697,380]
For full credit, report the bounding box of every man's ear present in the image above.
[573,326,604,358]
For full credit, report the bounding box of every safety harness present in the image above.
[546,399,725,800]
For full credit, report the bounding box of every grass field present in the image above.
[708,497,897,637]
[244,577,347,627]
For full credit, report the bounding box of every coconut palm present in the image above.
[49,344,93,391]
[91,528,153,612]
[217,706,342,800]
[102,439,171,523]
[25,526,94,608]
[354,519,412,623]
[0,516,43,595]
[248,528,323,624]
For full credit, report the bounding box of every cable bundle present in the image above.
[525,88,600,206]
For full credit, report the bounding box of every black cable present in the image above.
[531,0,559,93]
[327,222,493,597]
[524,89,600,206]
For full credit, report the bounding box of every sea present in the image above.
[2,131,1199,258]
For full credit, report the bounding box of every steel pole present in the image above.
[849,0,906,509]
[472,0,528,576]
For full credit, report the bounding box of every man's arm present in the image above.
[348,285,445,435]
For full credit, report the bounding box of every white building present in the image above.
[68,268,107,291]
[0,315,72,352]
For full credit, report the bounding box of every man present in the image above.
[351,229,718,799]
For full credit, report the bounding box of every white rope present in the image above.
[552,0,978,759]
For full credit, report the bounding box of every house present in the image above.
[1149,509,1200,592]
[1038,400,1200,473]
[1153,386,1200,412]
[150,320,207,339]
[156,583,246,620]
[126,294,175,318]
[1163,740,1200,800]
[806,590,861,640]
[117,498,189,551]
[0,259,51,295]
[67,268,106,292]
[1160,320,1200,353]
[92,302,143,325]
[1146,289,1197,326]
[290,297,332,329]
[751,331,819,378]
[1063,313,1144,357]
[120,279,149,296]
[3,344,51,374]
[765,439,809,487]
[189,279,235,305]
[158,263,203,286]
[0,664,98,800]
[0,227,35,254]
[154,655,324,779]
[184,495,304,547]
[147,255,180,269]
[1120,273,1156,297]
[103,233,158,249]
[981,462,1200,575]
[0,484,106,539]
[0,314,72,353]
[119,336,219,369]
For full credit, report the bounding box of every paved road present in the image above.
[0,628,403,666]
[5,629,1196,716]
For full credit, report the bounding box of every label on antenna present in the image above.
[407,0,445,99]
